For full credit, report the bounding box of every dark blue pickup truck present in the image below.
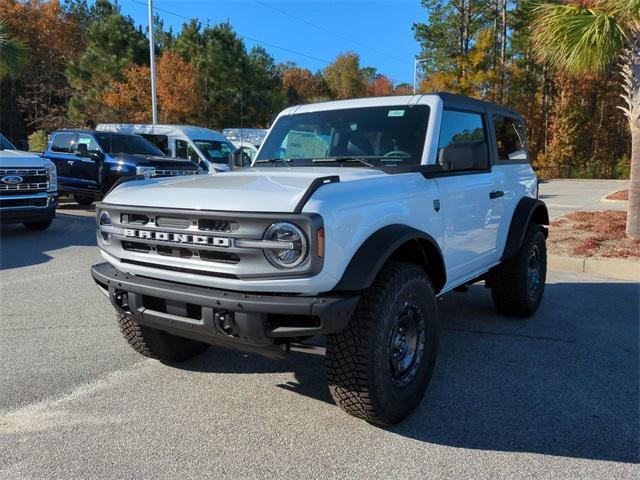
[44,130,202,205]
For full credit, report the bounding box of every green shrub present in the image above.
[614,155,630,179]
[27,130,48,152]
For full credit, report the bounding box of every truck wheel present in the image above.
[326,261,440,425]
[74,194,94,206]
[491,225,547,317]
[117,313,209,362]
[23,218,53,231]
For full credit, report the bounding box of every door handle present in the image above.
[489,190,504,199]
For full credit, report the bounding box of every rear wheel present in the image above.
[74,194,94,206]
[491,225,547,317]
[23,218,53,231]
[117,313,209,362]
[325,261,440,425]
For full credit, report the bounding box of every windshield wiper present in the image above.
[312,157,376,168]
[254,158,292,164]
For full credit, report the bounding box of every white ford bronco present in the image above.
[91,93,548,425]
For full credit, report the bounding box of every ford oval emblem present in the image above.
[1,175,23,185]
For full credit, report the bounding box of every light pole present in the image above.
[148,0,158,124]
[413,59,428,94]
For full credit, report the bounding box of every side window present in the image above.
[437,110,489,171]
[75,134,100,153]
[141,134,168,151]
[493,116,527,163]
[50,133,77,153]
[175,140,199,162]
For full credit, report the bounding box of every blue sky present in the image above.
[117,0,425,85]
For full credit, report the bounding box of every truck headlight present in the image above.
[136,166,156,177]
[97,210,123,244]
[46,163,57,192]
[263,222,308,268]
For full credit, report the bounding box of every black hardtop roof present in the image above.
[434,92,522,119]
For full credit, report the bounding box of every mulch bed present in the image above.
[549,210,640,259]
[605,189,629,201]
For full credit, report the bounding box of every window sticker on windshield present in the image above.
[388,110,405,117]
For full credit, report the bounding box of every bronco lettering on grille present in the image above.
[123,228,231,247]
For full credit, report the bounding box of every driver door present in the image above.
[73,134,101,192]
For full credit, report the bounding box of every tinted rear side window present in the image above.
[50,133,77,153]
[493,116,527,163]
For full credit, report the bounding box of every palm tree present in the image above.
[0,19,27,79]
[531,0,639,238]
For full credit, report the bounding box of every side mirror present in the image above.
[438,141,488,171]
[229,149,244,169]
[89,151,104,162]
[76,143,89,157]
[163,148,172,156]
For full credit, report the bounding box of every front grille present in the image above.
[153,170,199,177]
[0,169,49,195]
[99,204,319,279]
[0,197,48,208]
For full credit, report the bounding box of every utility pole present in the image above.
[413,59,428,94]
[148,0,158,125]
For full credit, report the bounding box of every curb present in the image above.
[548,254,640,281]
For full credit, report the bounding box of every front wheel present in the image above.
[490,225,547,317]
[74,194,94,206]
[117,313,209,362]
[325,261,440,425]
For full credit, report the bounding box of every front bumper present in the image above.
[91,262,359,357]
[0,193,57,224]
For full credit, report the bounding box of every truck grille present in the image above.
[0,169,49,196]
[97,205,320,280]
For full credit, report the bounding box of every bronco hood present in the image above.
[104,167,388,213]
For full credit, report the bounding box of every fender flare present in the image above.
[332,224,446,293]
[501,197,549,261]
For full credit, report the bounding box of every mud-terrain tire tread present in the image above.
[117,313,209,362]
[326,261,439,425]
[491,224,547,318]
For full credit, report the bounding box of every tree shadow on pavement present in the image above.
[0,212,97,270]
[178,280,639,463]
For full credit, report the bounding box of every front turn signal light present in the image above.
[316,228,325,258]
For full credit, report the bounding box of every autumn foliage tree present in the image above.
[282,66,324,104]
[103,52,201,124]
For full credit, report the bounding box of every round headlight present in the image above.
[99,210,112,244]
[263,222,308,269]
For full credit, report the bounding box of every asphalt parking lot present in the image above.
[0,202,638,479]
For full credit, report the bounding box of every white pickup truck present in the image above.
[91,93,548,425]
[0,134,58,230]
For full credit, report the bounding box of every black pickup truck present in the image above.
[44,130,202,205]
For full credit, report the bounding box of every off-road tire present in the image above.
[74,194,94,206]
[491,224,547,318]
[326,261,440,425]
[23,218,53,231]
[117,313,209,362]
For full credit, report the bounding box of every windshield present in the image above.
[95,132,164,156]
[194,140,235,163]
[0,133,15,150]
[256,105,430,167]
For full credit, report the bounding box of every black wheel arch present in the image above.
[332,224,447,294]
[502,197,549,261]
